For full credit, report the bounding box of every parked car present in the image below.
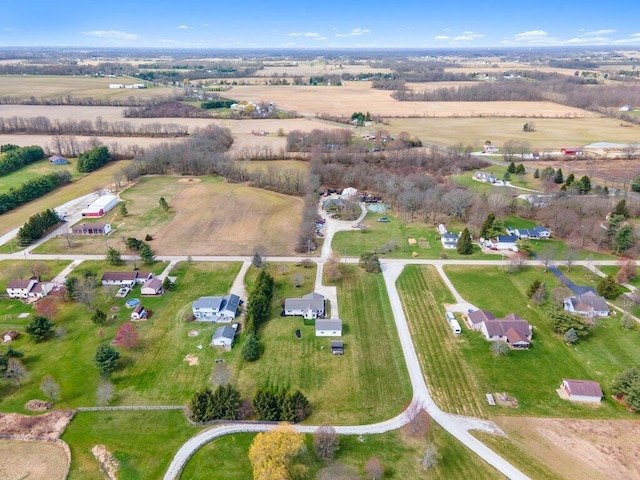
[378,217,390,222]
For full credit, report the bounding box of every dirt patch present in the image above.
[496,416,640,480]
[177,178,202,184]
[110,306,120,312]
[24,399,53,411]
[91,444,119,480]
[184,354,199,366]
[188,330,199,337]
[0,410,75,440]
[0,440,69,480]
[494,392,519,408]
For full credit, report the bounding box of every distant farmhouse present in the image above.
[192,294,241,322]
[472,171,498,184]
[441,232,460,249]
[72,222,112,236]
[283,292,326,320]
[563,291,609,318]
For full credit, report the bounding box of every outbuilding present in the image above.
[560,379,603,403]
[48,155,68,165]
[315,319,342,337]
[81,195,119,218]
[211,324,238,348]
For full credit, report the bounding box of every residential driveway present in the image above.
[548,265,596,295]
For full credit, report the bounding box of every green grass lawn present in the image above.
[236,264,412,425]
[181,424,503,480]
[444,265,640,418]
[396,265,488,418]
[0,157,84,195]
[0,261,241,411]
[62,410,199,480]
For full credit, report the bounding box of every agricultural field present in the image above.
[36,175,303,256]
[181,424,503,480]
[385,117,638,150]
[223,81,594,118]
[0,157,85,196]
[62,410,198,480]
[444,265,640,418]
[0,440,69,480]
[0,75,179,100]
[396,265,487,418]
[0,160,131,234]
[236,264,412,425]
[0,260,241,411]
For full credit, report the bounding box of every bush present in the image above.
[242,333,260,361]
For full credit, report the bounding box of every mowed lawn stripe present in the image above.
[397,265,487,418]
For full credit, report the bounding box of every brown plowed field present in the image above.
[0,441,69,480]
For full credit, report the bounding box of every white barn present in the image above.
[315,319,342,337]
[82,195,119,218]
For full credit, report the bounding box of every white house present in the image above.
[101,272,153,287]
[284,292,326,319]
[563,291,609,318]
[211,324,238,348]
[6,277,38,298]
[441,232,460,249]
[472,171,497,183]
[316,319,343,337]
[560,379,603,403]
[514,226,551,240]
[467,309,496,330]
[480,313,532,349]
[28,282,54,299]
[485,235,519,252]
[72,222,112,235]
[192,294,240,322]
[341,187,358,199]
[141,277,163,296]
[620,105,633,112]
[437,224,448,235]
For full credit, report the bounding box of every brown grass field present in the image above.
[491,416,640,480]
[385,117,640,149]
[151,180,303,255]
[0,440,69,480]
[224,81,597,118]
[0,75,178,100]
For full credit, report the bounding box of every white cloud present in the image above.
[434,35,451,41]
[336,28,371,37]
[631,32,640,38]
[3,27,14,32]
[288,31,321,37]
[451,32,484,42]
[514,30,549,41]
[177,25,192,30]
[316,37,327,41]
[81,30,138,40]
[583,29,615,36]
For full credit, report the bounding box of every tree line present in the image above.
[0,171,71,215]
[0,115,189,137]
[16,209,61,246]
[0,144,45,176]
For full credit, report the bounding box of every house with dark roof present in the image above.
[315,319,342,337]
[472,171,497,183]
[141,277,163,296]
[192,294,241,322]
[484,235,519,252]
[101,271,153,287]
[480,313,533,349]
[72,222,112,235]
[563,291,609,318]
[467,309,496,330]
[560,379,603,403]
[441,232,460,249]
[284,292,326,319]
[514,226,551,240]
[211,324,238,348]
[6,277,53,299]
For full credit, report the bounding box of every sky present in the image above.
[1,0,639,49]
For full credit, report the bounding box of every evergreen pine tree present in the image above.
[456,228,473,255]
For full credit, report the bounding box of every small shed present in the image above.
[2,331,19,343]
[48,155,68,165]
[316,319,342,337]
[560,379,603,403]
[330,340,344,355]
[131,305,148,321]
[211,324,238,348]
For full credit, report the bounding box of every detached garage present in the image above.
[315,319,342,337]
[82,195,118,217]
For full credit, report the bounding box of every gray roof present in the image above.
[221,294,241,314]
[142,277,163,290]
[483,314,532,338]
[315,319,342,331]
[468,309,496,325]
[566,292,609,313]
[285,292,325,311]
[193,296,223,310]
[496,235,518,243]
[213,325,236,341]
[330,340,344,348]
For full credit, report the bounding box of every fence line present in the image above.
[76,405,183,412]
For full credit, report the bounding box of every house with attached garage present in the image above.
[284,292,326,319]
[480,313,533,349]
[101,271,153,287]
[72,222,112,235]
[315,319,342,337]
[484,235,519,252]
[192,294,241,322]
[563,291,609,318]
[6,277,53,299]
[514,226,551,240]
[467,309,496,330]
[472,171,498,183]
[560,378,603,403]
[211,324,238,348]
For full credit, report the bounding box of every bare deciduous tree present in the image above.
[402,401,431,438]
[40,375,61,403]
[5,358,28,386]
[313,424,340,460]
[421,443,440,470]
[96,381,115,406]
[365,457,384,480]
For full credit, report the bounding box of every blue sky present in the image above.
[1,1,639,49]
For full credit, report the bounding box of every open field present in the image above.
[476,416,640,480]
[0,261,240,410]
[445,265,640,418]
[0,157,84,195]
[61,410,198,480]
[223,81,595,118]
[236,264,412,425]
[397,265,487,417]
[0,133,184,151]
[0,440,69,480]
[181,424,503,480]
[37,175,303,256]
[0,160,130,234]
[0,75,179,100]
[242,159,309,175]
[385,116,639,150]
